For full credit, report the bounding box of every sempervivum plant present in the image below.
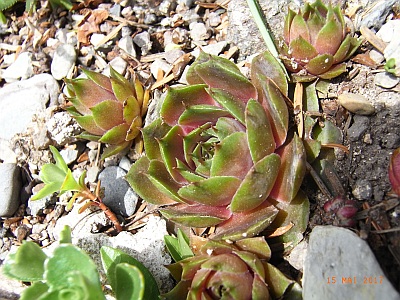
[65,67,149,158]
[162,236,301,299]
[127,50,308,241]
[279,0,362,81]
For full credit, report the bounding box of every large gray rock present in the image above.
[73,215,174,293]
[98,166,138,217]
[303,226,400,300]
[0,163,21,217]
[0,74,59,162]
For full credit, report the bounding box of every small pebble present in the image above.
[338,93,375,115]
[352,179,373,200]
[2,52,34,83]
[150,59,172,79]
[133,32,152,55]
[374,72,399,89]
[369,49,384,64]
[347,115,370,142]
[118,36,137,57]
[60,148,79,165]
[109,57,128,75]
[189,22,209,41]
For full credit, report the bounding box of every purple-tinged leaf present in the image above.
[160,204,231,227]
[251,51,288,96]
[215,117,246,140]
[159,125,188,183]
[333,35,351,63]
[305,53,334,75]
[210,132,253,179]
[314,17,342,55]
[264,262,296,299]
[318,63,346,79]
[235,237,271,260]
[81,68,112,92]
[213,200,279,241]
[161,85,216,126]
[126,157,176,205]
[208,88,246,124]
[389,147,400,196]
[230,153,280,213]
[245,99,275,162]
[187,52,257,104]
[290,14,311,44]
[68,79,114,113]
[91,100,124,131]
[148,160,187,203]
[284,9,296,44]
[253,74,288,147]
[289,36,318,61]
[99,123,130,144]
[74,115,105,136]
[234,251,265,278]
[252,274,270,299]
[178,105,230,127]
[178,176,241,206]
[270,134,306,203]
[142,118,171,160]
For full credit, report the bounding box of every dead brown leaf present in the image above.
[77,9,109,45]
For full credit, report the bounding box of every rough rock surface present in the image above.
[303,226,400,300]
[0,164,21,217]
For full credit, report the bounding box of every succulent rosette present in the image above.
[162,237,301,299]
[280,0,362,81]
[127,51,307,241]
[389,147,400,197]
[65,67,149,158]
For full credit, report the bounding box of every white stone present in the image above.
[191,41,228,57]
[118,36,137,57]
[109,57,128,75]
[374,72,399,89]
[0,74,59,162]
[150,59,172,79]
[133,32,152,55]
[51,43,77,80]
[72,215,174,293]
[2,52,34,83]
[303,226,400,300]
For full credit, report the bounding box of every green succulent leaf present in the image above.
[210,132,253,179]
[305,53,334,75]
[81,68,113,92]
[161,84,215,126]
[178,176,241,206]
[187,51,257,104]
[100,246,160,300]
[91,100,124,131]
[264,262,299,299]
[126,157,176,205]
[59,169,83,193]
[123,95,141,125]
[235,237,271,260]
[253,74,289,147]
[44,244,103,293]
[208,88,246,124]
[164,229,194,262]
[269,191,310,253]
[142,118,172,161]
[213,200,279,241]
[245,99,275,162]
[289,36,318,61]
[230,153,280,212]
[20,282,49,300]
[74,115,105,136]
[3,241,47,281]
[99,123,130,144]
[314,17,343,55]
[178,104,230,127]
[270,134,306,203]
[30,181,61,201]
[290,14,311,44]
[160,204,231,227]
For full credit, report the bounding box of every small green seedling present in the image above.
[32,145,123,232]
[164,229,194,262]
[3,226,160,300]
[0,0,73,24]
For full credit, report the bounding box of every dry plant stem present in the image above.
[306,161,333,199]
[80,183,123,233]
